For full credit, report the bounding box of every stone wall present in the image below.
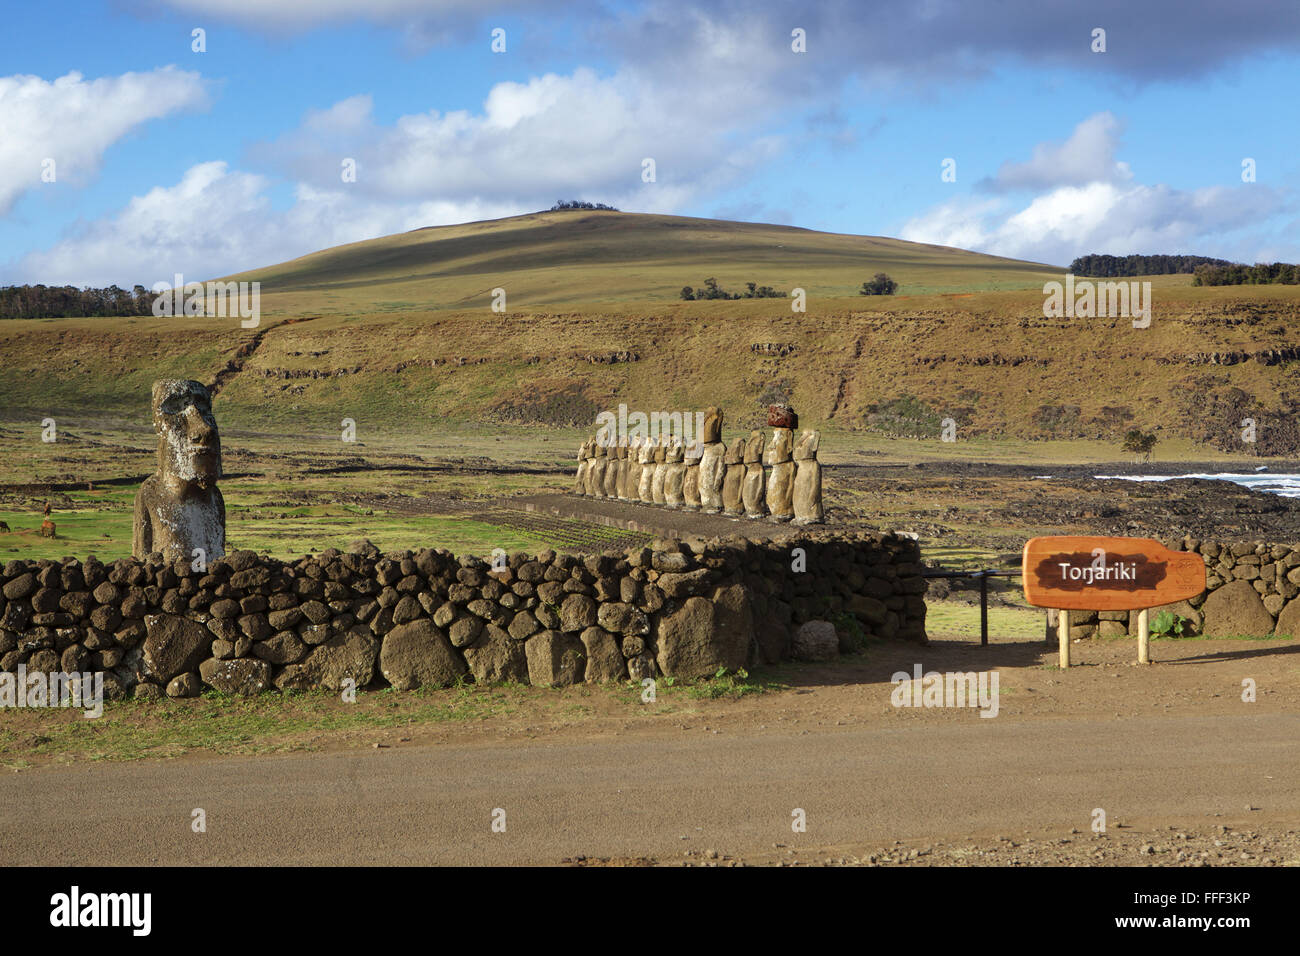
[1047,536,1300,640]
[0,531,926,699]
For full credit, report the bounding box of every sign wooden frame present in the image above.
[1021,536,1206,667]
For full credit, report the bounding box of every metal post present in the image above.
[980,572,989,646]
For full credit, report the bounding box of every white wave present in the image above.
[1093,473,1300,498]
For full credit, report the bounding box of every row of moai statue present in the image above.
[573,404,823,524]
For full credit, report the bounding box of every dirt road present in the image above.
[5,708,1298,866]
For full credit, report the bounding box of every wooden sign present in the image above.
[1022,536,1206,611]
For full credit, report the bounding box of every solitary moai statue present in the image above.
[792,429,824,525]
[663,436,686,508]
[682,440,703,511]
[637,436,656,502]
[650,437,669,504]
[741,429,767,518]
[132,379,226,562]
[721,436,746,515]
[698,406,726,514]
[765,404,797,523]
[575,437,591,495]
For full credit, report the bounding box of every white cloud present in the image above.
[0,67,207,216]
[901,180,1286,266]
[12,60,785,285]
[253,67,777,212]
[900,113,1295,264]
[12,161,529,286]
[984,112,1132,192]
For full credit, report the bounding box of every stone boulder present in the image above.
[463,625,529,684]
[525,630,586,687]
[654,587,754,678]
[792,621,839,661]
[278,625,378,691]
[579,626,627,682]
[200,657,272,696]
[143,613,212,684]
[1200,580,1275,638]
[1274,596,1300,637]
[379,619,467,690]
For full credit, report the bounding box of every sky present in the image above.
[1,0,1298,287]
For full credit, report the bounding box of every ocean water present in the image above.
[1091,473,1300,498]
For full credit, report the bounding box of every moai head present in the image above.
[684,436,704,463]
[743,429,765,463]
[654,436,669,463]
[666,436,685,463]
[703,406,724,444]
[152,380,221,487]
[638,436,655,464]
[794,429,820,460]
[594,435,608,457]
[765,427,794,464]
[725,436,746,464]
[617,437,629,460]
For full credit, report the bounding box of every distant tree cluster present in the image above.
[1069,254,1232,277]
[0,284,159,319]
[549,200,619,212]
[859,273,898,295]
[679,277,787,300]
[1121,428,1158,463]
[1192,262,1300,286]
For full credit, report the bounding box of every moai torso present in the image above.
[590,442,608,502]
[741,429,767,518]
[132,379,226,563]
[683,442,702,511]
[698,406,726,513]
[765,427,795,522]
[575,438,591,495]
[663,437,686,508]
[650,440,669,505]
[603,441,621,498]
[721,436,746,515]
[792,429,823,525]
[637,438,656,502]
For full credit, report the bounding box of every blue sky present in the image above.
[2,0,1298,286]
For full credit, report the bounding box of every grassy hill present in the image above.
[219,209,1063,312]
[3,211,1300,458]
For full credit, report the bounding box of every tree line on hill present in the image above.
[549,200,619,211]
[0,284,159,319]
[1069,252,1300,286]
[1068,254,1233,277]
[1191,262,1300,286]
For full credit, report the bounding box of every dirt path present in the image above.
[3,711,1297,866]
[4,635,1298,867]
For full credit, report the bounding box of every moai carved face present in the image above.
[743,429,765,463]
[152,380,221,486]
[724,436,745,464]
[765,427,793,463]
[703,406,724,444]
[794,429,820,459]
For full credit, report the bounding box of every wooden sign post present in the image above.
[1021,536,1206,668]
